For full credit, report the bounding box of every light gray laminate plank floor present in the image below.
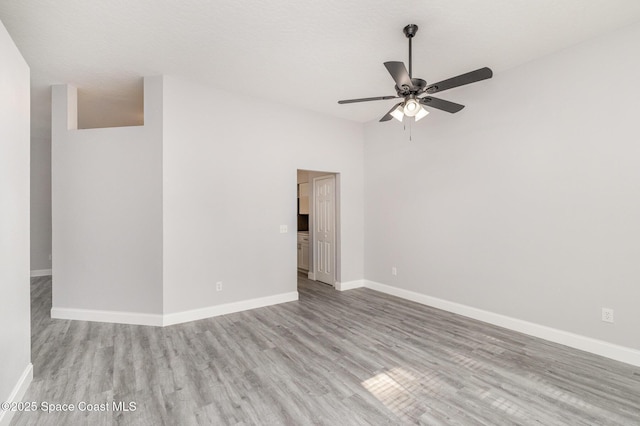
[10,275,640,425]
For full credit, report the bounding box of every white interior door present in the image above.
[313,175,335,285]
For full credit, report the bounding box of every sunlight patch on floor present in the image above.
[361,367,427,422]
[478,389,527,420]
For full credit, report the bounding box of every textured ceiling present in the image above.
[1,0,640,139]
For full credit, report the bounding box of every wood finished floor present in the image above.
[11,275,640,425]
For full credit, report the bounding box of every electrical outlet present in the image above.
[391,267,397,276]
[216,281,223,292]
[602,308,614,323]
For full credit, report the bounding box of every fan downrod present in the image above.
[403,24,419,77]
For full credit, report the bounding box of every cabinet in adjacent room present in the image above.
[298,183,310,215]
[297,232,309,271]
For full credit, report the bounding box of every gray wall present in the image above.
[50,74,365,318]
[51,77,164,315]
[162,76,364,313]
[30,136,51,272]
[364,22,640,350]
[0,18,31,419]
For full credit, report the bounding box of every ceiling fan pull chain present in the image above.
[403,119,412,141]
[409,118,412,141]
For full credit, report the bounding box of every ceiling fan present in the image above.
[338,24,493,122]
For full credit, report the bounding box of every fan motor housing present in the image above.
[395,78,426,96]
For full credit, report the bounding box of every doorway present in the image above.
[296,169,340,287]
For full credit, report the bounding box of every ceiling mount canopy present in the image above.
[338,24,493,123]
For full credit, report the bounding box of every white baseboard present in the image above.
[30,269,52,277]
[0,363,33,426]
[51,292,299,327]
[335,279,365,291]
[51,307,163,326]
[364,280,640,367]
[163,291,299,326]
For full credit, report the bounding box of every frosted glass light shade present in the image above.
[414,106,429,121]
[390,105,404,122]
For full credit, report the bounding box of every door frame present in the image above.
[312,174,337,286]
[296,169,340,287]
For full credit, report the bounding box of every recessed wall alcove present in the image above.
[76,78,144,129]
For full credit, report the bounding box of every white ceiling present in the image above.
[2,0,640,139]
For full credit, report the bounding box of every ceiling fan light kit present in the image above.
[338,24,493,123]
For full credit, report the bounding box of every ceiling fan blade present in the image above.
[380,102,403,122]
[426,67,493,94]
[420,97,465,113]
[338,95,399,104]
[384,62,414,90]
